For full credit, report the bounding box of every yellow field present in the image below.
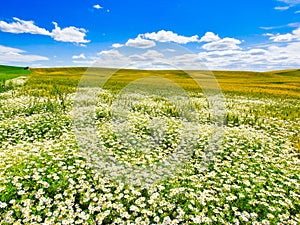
[27,67,300,98]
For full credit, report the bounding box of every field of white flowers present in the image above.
[0,81,299,225]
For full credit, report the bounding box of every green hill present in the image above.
[0,65,31,81]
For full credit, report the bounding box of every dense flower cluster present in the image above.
[0,87,299,225]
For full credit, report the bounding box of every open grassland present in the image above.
[27,67,300,98]
[0,66,30,93]
[0,65,30,82]
[0,66,299,224]
[214,70,300,98]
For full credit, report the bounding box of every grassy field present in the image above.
[0,65,30,93]
[26,66,300,97]
[0,65,299,224]
[0,65,30,81]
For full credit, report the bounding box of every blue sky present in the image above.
[0,0,300,70]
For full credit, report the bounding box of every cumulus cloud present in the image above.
[93,4,103,9]
[0,17,89,44]
[77,28,300,71]
[196,29,300,70]
[270,33,294,42]
[269,27,300,42]
[197,39,300,71]
[0,17,50,35]
[202,37,242,51]
[72,60,95,65]
[198,32,242,51]
[142,30,200,44]
[169,54,203,69]
[92,31,253,70]
[0,45,48,64]
[95,48,203,70]
[199,32,221,42]
[72,53,86,59]
[112,43,124,48]
[247,49,268,55]
[129,50,164,61]
[113,30,201,50]
[91,38,300,71]
[51,22,89,43]
[125,35,156,48]
[98,49,124,57]
[95,49,132,68]
[263,33,276,37]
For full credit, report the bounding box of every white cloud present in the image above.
[125,35,156,49]
[72,53,86,59]
[164,48,176,52]
[0,17,50,35]
[288,22,300,27]
[95,48,204,70]
[93,4,103,9]
[112,30,201,51]
[144,50,164,59]
[274,6,290,10]
[247,49,268,55]
[269,27,300,42]
[199,32,221,42]
[277,0,300,6]
[260,22,300,30]
[51,22,89,43]
[295,10,300,13]
[0,45,48,64]
[74,28,300,71]
[169,54,204,69]
[92,31,245,70]
[129,50,164,61]
[260,26,282,30]
[263,33,276,37]
[198,32,243,51]
[95,49,132,68]
[270,33,294,42]
[142,30,200,44]
[0,45,24,54]
[72,60,95,65]
[112,43,124,48]
[197,39,300,71]
[98,49,124,58]
[0,18,89,44]
[90,37,300,71]
[202,37,242,51]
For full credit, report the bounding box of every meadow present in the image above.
[0,65,299,225]
[0,66,30,93]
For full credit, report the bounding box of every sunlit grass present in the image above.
[23,67,300,98]
[0,66,299,224]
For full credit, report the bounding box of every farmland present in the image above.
[0,65,299,224]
